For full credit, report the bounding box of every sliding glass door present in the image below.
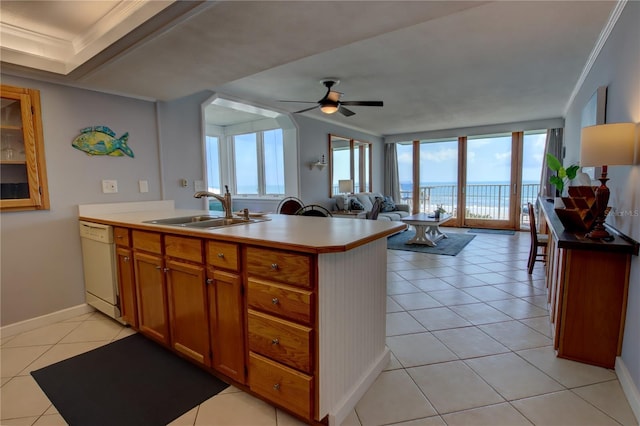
[462,134,516,228]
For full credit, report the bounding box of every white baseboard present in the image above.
[328,348,390,426]
[616,356,640,423]
[0,304,95,338]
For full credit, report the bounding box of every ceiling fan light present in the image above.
[320,103,339,114]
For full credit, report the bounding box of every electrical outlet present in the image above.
[102,180,118,193]
[194,180,206,192]
[139,180,149,193]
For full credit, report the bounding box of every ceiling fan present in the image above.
[279,79,383,117]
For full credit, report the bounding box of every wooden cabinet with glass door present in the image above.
[0,84,49,211]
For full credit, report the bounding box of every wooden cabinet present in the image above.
[206,240,245,384]
[132,231,169,345]
[245,246,315,420]
[166,258,209,365]
[0,84,49,211]
[78,217,396,424]
[540,199,637,368]
[114,227,137,328]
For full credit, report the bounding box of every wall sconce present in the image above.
[580,122,636,239]
[309,154,327,170]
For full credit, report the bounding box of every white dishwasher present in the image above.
[79,221,121,320]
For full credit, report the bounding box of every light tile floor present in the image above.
[1,230,637,425]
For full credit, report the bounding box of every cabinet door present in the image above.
[134,251,169,345]
[166,259,210,366]
[208,268,246,383]
[116,247,137,328]
[0,85,49,211]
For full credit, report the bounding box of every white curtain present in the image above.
[539,128,563,198]
[384,143,401,202]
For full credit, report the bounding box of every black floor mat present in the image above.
[31,333,228,426]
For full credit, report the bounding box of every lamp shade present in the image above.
[338,179,354,193]
[580,123,636,167]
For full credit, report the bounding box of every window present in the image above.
[232,129,284,196]
[203,97,297,199]
[205,136,220,193]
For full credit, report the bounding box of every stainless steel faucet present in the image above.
[194,185,233,219]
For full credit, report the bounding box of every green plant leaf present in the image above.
[566,165,580,179]
[546,153,562,171]
[549,175,564,192]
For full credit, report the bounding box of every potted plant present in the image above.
[546,153,579,197]
[434,204,446,220]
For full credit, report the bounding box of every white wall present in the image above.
[563,1,640,392]
[0,75,161,326]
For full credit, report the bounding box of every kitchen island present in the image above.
[79,202,405,425]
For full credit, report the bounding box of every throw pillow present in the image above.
[381,195,396,212]
[350,198,365,211]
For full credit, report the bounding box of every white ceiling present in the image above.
[0,1,618,136]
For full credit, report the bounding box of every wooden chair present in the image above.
[527,202,549,274]
[295,205,333,217]
[367,198,383,220]
[277,197,304,215]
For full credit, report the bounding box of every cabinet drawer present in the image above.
[132,230,162,254]
[248,309,312,373]
[249,351,313,420]
[206,240,239,271]
[165,235,203,263]
[248,278,313,324]
[246,247,312,288]
[113,227,130,246]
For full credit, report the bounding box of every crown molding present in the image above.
[0,0,172,75]
[564,0,628,115]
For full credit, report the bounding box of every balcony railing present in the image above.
[400,183,540,226]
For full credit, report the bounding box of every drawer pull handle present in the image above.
[116,235,123,239]
[270,263,278,270]
[217,253,224,258]
[155,266,161,270]
[123,256,130,262]
[271,338,279,345]
[163,267,169,273]
[206,278,213,285]
[273,383,280,391]
[272,297,279,305]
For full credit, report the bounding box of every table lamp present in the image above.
[338,179,354,210]
[579,123,636,239]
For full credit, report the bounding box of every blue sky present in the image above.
[397,133,546,184]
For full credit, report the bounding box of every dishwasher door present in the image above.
[79,221,121,319]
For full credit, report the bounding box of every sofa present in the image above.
[333,192,410,221]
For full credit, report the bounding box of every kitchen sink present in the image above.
[143,215,221,225]
[183,218,264,228]
[144,215,269,228]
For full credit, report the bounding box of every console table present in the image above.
[538,198,638,368]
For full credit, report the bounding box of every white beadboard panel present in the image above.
[318,238,388,422]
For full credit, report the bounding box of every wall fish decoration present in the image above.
[72,126,134,157]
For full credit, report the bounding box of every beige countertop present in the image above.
[79,209,406,254]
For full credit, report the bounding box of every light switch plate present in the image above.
[102,180,118,193]
[194,180,206,191]
[139,180,149,193]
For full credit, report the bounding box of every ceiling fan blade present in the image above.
[339,106,356,117]
[294,105,319,114]
[340,101,384,107]
[278,100,316,103]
